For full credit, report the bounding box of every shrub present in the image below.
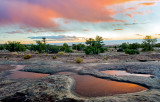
[45,54,48,56]
[72,43,85,51]
[117,48,124,52]
[85,36,105,55]
[4,56,7,58]
[85,46,94,55]
[24,54,32,59]
[142,35,157,51]
[74,57,83,63]
[0,45,5,50]
[58,51,67,55]
[5,41,26,52]
[52,55,57,59]
[125,49,139,55]
[35,52,39,54]
[104,57,108,60]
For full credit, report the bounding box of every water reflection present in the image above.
[101,70,151,77]
[72,74,147,97]
[8,65,49,79]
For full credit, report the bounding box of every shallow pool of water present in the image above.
[101,70,151,77]
[8,65,49,79]
[72,74,147,97]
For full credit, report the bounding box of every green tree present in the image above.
[42,37,46,44]
[142,35,157,51]
[72,43,85,51]
[5,41,26,52]
[60,43,72,53]
[86,38,95,46]
[85,36,105,55]
[120,43,129,50]
[35,40,46,53]
[46,45,60,53]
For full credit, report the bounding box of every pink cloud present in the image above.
[0,0,156,29]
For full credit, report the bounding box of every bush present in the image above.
[117,48,124,52]
[58,51,67,55]
[24,54,32,59]
[5,41,26,52]
[46,45,60,53]
[72,44,85,51]
[60,43,73,53]
[142,35,157,51]
[0,45,5,50]
[85,36,105,55]
[125,49,139,55]
[74,57,83,63]
[85,46,94,55]
[52,55,57,59]
[35,52,39,54]
[104,57,108,60]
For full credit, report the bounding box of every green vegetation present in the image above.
[72,43,85,51]
[35,52,39,54]
[5,41,26,52]
[125,49,139,55]
[120,43,140,50]
[74,57,83,63]
[0,35,159,55]
[142,36,157,51]
[58,51,67,55]
[24,54,32,59]
[104,57,108,60]
[60,43,73,53]
[46,45,60,53]
[0,44,5,50]
[52,55,57,59]
[31,40,46,53]
[119,42,140,54]
[85,36,105,55]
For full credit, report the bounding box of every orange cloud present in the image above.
[126,10,152,18]
[0,0,156,28]
[0,1,59,28]
[126,13,134,18]
[137,2,155,6]
[84,29,89,31]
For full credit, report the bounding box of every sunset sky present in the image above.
[0,0,160,44]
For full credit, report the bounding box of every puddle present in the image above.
[8,65,49,79]
[101,70,152,77]
[56,72,147,97]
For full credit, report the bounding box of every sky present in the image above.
[0,0,160,44]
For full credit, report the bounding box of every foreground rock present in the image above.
[0,56,160,102]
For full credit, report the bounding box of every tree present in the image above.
[142,35,157,51]
[60,43,72,53]
[42,37,46,44]
[86,38,95,46]
[46,45,60,53]
[72,43,85,51]
[85,36,105,55]
[5,41,26,52]
[120,43,129,50]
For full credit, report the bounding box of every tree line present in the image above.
[0,35,158,55]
